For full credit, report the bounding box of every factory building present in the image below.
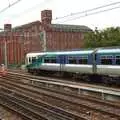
[0,10,92,67]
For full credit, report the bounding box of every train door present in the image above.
[92,49,98,74]
[59,55,66,72]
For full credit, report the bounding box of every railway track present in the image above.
[0,88,76,120]
[0,72,120,120]
[8,69,120,89]
[0,73,87,120]
[7,71,120,102]
[8,68,120,85]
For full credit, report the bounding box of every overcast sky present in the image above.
[0,0,120,30]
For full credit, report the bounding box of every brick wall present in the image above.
[46,30,84,51]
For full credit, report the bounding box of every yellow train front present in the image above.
[0,64,7,76]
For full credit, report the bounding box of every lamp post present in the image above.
[43,30,46,52]
[4,38,7,68]
[0,28,7,68]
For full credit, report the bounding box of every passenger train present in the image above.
[25,48,120,85]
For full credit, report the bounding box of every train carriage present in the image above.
[26,50,94,74]
[58,50,94,74]
[96,48,120,76]
[25,47,120,85]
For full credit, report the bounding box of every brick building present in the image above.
[0,10,92,67]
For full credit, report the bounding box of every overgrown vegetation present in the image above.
[84,27,120,48]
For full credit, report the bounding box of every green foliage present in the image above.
[84,27,120,48]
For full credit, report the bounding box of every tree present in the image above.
[83,27,120,48]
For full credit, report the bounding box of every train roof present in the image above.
[26,52,45,57]
[46,50,93,55]
[26,50,93,57]
[97,48,120,54]
[26,48,120,57]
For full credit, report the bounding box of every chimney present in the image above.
[4,24,12,32]
[41,10,52,25]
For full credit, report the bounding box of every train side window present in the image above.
[68,56,77,64]
[101,55,113,65]
[78,56,88,64]
[51,58,56,63]
[78,59,88,64]
[44,57,51,63]
[32,57,36,63]
[37,57,42,62]
[44,58,50,63]
[116,56,120,65]
[29,58,31,63]
[44,57,56,63]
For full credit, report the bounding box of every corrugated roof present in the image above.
[50,24,92,32]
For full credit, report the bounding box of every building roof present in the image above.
[0,21,92,33]
[50,24,92,32]
[12,21,40,32]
